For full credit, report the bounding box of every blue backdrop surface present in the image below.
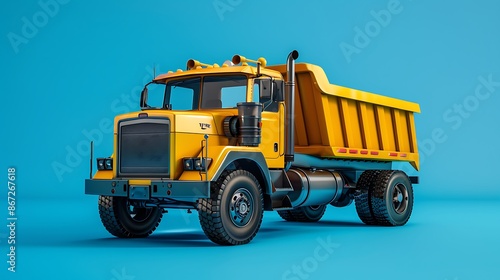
[1,0,500,279]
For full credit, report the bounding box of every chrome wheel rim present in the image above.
[229,188,254,227]
[392,183,408,214]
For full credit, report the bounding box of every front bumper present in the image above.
[85,179,210,203]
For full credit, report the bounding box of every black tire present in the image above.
[354,170,381,225]
[198,170,264,245]
[371,170,414,226]
[277,205,327,222]
[98,195,163,238]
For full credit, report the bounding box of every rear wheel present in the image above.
[371,170,414,226]
[277,205,327,222]
[98,196,163,238]
[354,170,381,225]
[198,170,264,245]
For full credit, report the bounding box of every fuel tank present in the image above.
[286,168,345,208]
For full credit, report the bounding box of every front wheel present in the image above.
[198,170,264,245]
[98,196,163,238]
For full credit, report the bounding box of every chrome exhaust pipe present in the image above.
[285,50,299,170]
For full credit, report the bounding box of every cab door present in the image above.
[252,79,284,168]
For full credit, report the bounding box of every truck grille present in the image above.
[117,118,170,178]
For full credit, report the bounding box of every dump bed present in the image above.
[268,63,420,171]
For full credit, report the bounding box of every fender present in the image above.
[211,150,272,196]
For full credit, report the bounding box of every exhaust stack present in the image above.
[284,50,299,169]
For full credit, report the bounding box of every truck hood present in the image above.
[114,109,237,135]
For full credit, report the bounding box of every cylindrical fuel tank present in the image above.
[286,168,344,207]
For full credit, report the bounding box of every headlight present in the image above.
[97,158,113,170]
[183,157,212,171]
[183,158,194,171]
[105,159,113,170]
[194,158,202,169]
[97,159,105,170]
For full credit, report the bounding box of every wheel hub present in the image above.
[239,201,248,214]
[229,188,254,227]
[392,183,408,214]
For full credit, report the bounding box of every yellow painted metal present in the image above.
[268,63,420,170]
[153,65,282,83]
[129,179,151,185]
[171,133,226,180]
[93,170,113,180]
[232,55,267,67]
[178,145,265,181]
[260,111,281,160]
[186,59,220,70]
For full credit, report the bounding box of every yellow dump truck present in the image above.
[85,51,420,245]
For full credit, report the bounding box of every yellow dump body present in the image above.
[268,63,420,171]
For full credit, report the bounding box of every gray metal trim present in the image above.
[85,179,128,196]
[152,181,210,199]
[117,117,171,178]
[129,185,150,200]
[409,176,419,184]
[285,50,299,166]
[293,153,393,171]
[211,151,272,195]
[85,179,210,201]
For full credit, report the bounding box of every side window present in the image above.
[252,83,260,103]
[146,83,166,108]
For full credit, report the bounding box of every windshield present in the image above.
[201,75,247,109]
[145,75,248,110]
[165,77,200,110]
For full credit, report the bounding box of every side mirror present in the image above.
[140,86,148,108]
[275,80,284,101]
[259,79,272,100]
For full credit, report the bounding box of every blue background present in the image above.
[1,0,499,279]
